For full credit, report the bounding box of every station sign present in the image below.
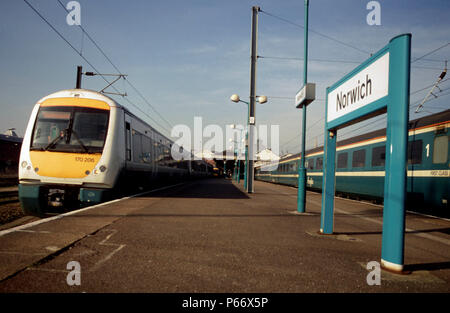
[320,34,411,272]
[295,83,316,108]
[327,53,389,124]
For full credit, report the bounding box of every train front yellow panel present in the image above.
[40,97,111,110]
[30,151,102,178]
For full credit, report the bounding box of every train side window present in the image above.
[371,145,386,167]
[133,130,143,163]
[433,136,448,164]
[337,152,348,169]
[308,158,315,170]
[316,157,323,170]
[407,140,423,164]
[352,149,366,168]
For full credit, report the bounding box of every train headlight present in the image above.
[21,161,28,168]
[93,165,106,175]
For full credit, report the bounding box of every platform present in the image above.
[0,178,449,292]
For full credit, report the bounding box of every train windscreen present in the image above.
[30,106,109,153]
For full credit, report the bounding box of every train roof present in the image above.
[274,109,450,165]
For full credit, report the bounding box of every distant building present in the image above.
[255,148,280,167]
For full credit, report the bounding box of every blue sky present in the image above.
[1,0,449,154]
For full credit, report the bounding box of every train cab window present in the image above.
[371,145,385,167]
[352,149,366,168]
[407,140,423,164]
[433,136,448,164]
[31,106,109,153]
[337,152,348,169]
[316,157,323,170]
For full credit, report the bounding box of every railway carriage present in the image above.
[256,109,450,217]
[19,89,211,216]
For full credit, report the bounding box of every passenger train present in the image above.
[256,109,450,217]
[18,89,212,216]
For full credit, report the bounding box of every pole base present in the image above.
[381,259,411,275]
[319,229,333,235]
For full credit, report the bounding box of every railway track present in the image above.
[0,190,19,205]
[0,186,24,227]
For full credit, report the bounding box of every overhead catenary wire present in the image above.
[415,61,447,113]
[411,42,450,64]
[259,9,372,56]
[23,0,172,137]
[258,9,449,153]
[24,0,171,136]
[259,55,448,71]
[55,0,174,130]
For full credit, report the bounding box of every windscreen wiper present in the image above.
[70,130,90,153]
[44,129,68,151]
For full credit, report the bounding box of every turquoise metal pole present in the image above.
[297,0,309,213]
[320,128,336,234]
[381,34,411,272]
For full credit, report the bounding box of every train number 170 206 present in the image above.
[75,157,95,163]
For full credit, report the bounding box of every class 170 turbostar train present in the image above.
[19,89,212,216]
[256,109,450,217]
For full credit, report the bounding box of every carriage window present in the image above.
[352,149,366,168]
[132,130,143,163]
[408,140,423,164]
[371,145,385,167]
[433,136,448,164]
[316,157,323,170]
[337,152,348,169]
[308,158,315,170]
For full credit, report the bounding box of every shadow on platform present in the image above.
[405,261,450,272]
[137,178,249,200]
[333,227,450,236]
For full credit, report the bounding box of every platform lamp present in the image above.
[230,94,267,193]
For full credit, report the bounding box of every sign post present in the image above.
[320,34,411,272]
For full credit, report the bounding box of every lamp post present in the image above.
[295,0,315,213]
[230,94,267,193]
[229,140,238,181]
[230,125,246,183]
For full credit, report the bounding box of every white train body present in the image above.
[18,89,209,215]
